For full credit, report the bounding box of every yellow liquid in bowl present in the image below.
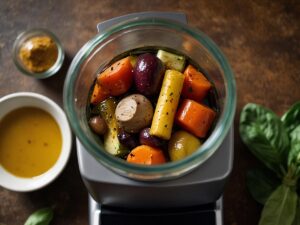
[0,107,62,178]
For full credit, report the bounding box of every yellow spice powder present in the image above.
[19,36,58,73]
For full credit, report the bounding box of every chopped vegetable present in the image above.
[90,82,109,105]
[97,56,134,96]
[176,99,216,138]
[182,65,212,102]
[139,128,165,148]
[126,145,166,165]
[89,115,108,135]
[115,94,153,133]
[129,55,138,67]
[168,131,202,161]
[117,129,139,149]
[134,53,165,96]
[150,70,184,140]
[157,50,185,72]
[99,97,129,157]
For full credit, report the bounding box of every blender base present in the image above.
[88,194,223,225]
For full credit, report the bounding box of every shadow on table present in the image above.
[38,53,73,95]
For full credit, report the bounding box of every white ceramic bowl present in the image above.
[0,92,72,192]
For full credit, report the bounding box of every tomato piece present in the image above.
[97,57,134,96]
[181,65,212,102]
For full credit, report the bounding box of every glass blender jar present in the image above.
[63,16,236,181]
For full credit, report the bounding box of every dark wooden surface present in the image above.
[1,1,300,224]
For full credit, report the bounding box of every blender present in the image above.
[64,12,236,225]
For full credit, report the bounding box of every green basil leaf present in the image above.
[240,103,290,174]
[281,102,300,169]
[288,125,300,169]
[293,199,300,225]
[246,168,280,204]
[258,185,297,225]
[282,102,300,136]
[24,207,53,225]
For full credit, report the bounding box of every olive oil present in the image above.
[0,107,62,178]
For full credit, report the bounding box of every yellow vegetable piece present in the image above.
[168,131,202,161]
[150,70,184,140]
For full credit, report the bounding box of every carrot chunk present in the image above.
[181,65,212,102]
[127,145,166,165]
[97,57,134,96]
[90,82,109,105]
[176,99,216,138]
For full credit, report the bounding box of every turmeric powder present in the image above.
[19,36,58,73]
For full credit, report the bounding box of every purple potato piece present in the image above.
[139,128,165,148]
[134,53,165,96]
[117,130,139,149]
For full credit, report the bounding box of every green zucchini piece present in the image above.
[157,50,185,72]
[99,97,129,157]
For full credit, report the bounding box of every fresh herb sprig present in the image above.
[240,102,300,225]
[24,207,53,225]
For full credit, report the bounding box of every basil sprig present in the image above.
[240,102,300,225]
[246,167,280,205]
[24,207,53,225]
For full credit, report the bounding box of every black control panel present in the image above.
[100,204,217,225]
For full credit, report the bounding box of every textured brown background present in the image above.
[0,0,300,224]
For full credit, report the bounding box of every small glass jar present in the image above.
[63,18,236,181]
[13,29,64,79]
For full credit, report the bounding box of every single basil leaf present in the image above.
[24,207,53,225]
[281,102,300,136]
[281,102,300,168]
[293,199,300,225]
[246,168,280,204]
[288,125,300,169]
[258,185,297,225]
[240,103,290,174]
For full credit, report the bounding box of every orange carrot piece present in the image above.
[127,145,166,165]
[90,82,109,105]
[97,57,133,96]
[176,99,216,138]
[181,65,212,102]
